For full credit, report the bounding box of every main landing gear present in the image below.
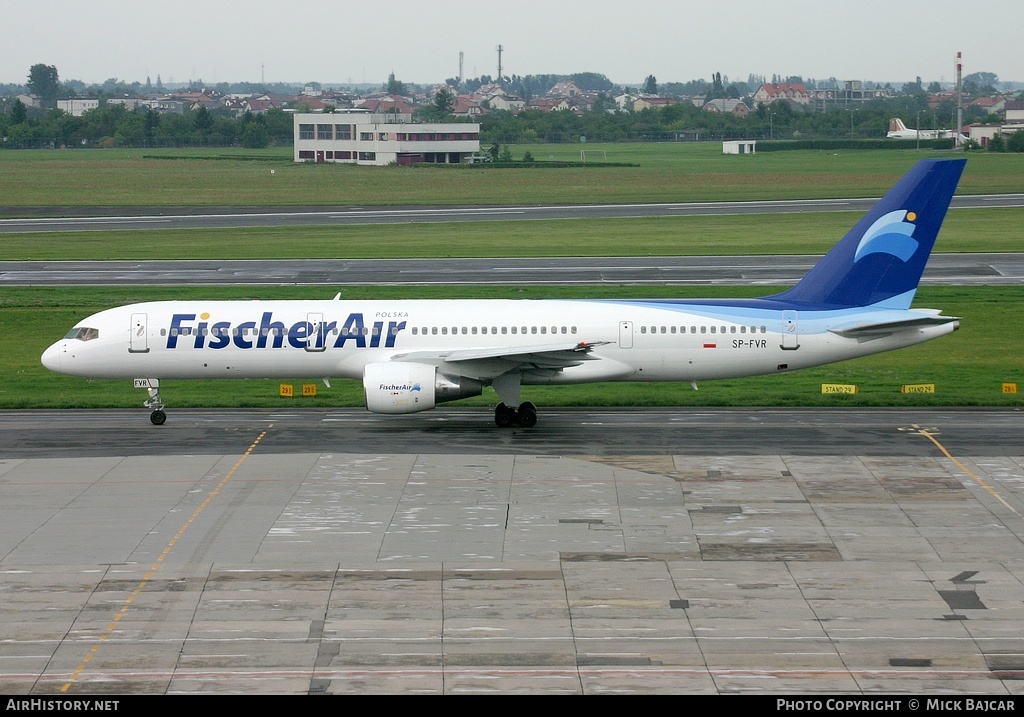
[494,401,538,428]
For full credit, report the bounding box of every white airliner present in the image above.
[42,158,966,428]
[886,118,960,140]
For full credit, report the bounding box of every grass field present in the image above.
[3,208,1022,260]
[2,143,1022,208]
[2,143,1021,409]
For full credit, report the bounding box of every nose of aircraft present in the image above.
[41,342,62,372]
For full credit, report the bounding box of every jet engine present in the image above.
[362,362,483,414]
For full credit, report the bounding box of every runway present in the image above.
[1,193,1022,232]
[1,408,1023,694]
[3,253,1023,287]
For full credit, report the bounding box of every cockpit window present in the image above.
[64,327,99,342]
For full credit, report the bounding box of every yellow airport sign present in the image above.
[900,384,935,394]
[279,384,293,397]
[1003,383,1018,394]
[302,384,317,397]
[821,384,858,394]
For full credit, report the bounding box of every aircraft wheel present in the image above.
[516,403,538,428]
[494,403,516,428]
[150,410,167,426]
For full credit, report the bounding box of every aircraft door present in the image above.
[618,321,633,349]
[305,312,326,352]
[129,313,149,353]
[781,310,799,350]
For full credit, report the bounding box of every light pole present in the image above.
[916,109,922,150]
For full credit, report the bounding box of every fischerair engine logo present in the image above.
[854,210,919,263]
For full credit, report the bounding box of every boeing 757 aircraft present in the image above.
[42,158,966,428]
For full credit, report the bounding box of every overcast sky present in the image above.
[4,0,1020,88]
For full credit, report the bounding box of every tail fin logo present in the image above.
[854,210,919,263]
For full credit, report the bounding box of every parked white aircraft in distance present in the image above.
[886,117,961,140]
[42,158,966,428]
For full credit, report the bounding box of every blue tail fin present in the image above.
[770,158,965,309]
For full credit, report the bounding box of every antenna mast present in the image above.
[496,44,503,83]
[955,52,963,147]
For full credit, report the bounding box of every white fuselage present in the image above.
[41,298,957,385]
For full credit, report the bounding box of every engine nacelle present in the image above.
[362,362,482,414]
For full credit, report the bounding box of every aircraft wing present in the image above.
[390,341,610,375]
[829,314,959,341]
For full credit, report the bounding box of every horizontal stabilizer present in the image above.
[829,314,959,340]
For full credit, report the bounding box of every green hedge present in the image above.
[755,138,956,152]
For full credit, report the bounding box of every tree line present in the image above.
[3,98,1019,150]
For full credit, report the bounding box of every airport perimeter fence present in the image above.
[0,136,289,150]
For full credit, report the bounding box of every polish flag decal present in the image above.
[703,342,717,349]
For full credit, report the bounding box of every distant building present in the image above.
[722,140,756,154]
[56,98,99,116]
[528,97,571,112]
[452,96,486,117]
[107,98,146,111]
[752,83,810,106]
[808,81,893,109]
[15,93,42,109]
[484,94,525,112]
[613,93,637,110]
[293,111,480,166]
[1005,101,1024,122]
[633,96,676,112]
[968,96,1005,115]
[966,123,1002,148]
[355,97,416,115]
[703,99,750,116]
[547,81,582,98]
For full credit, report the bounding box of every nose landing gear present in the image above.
[136,378,166,425]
